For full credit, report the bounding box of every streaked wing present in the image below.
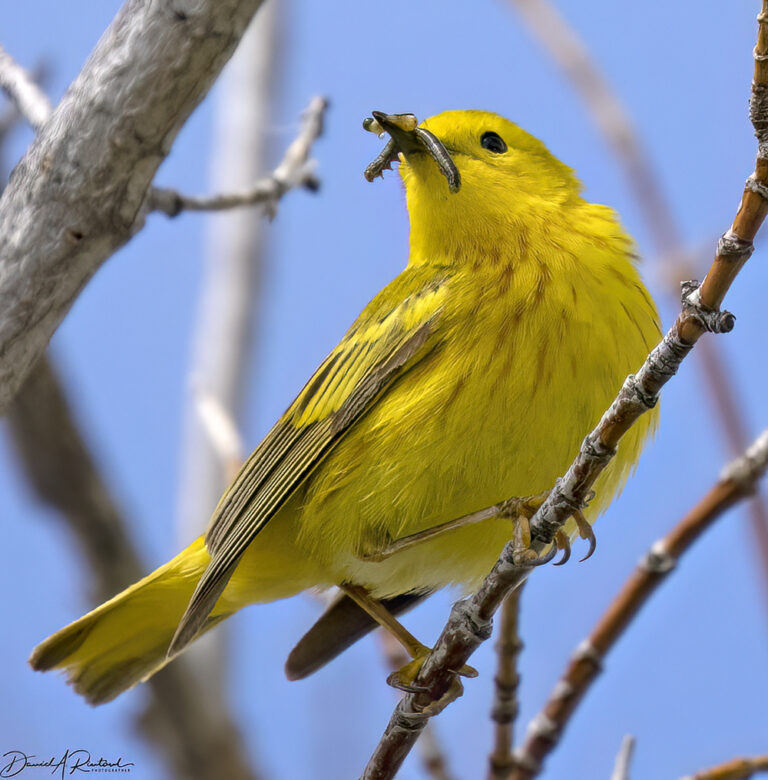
[169,278,447,655]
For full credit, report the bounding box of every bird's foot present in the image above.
[500,491,597,566]
[386,641,477,713]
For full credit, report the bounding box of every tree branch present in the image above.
[147,95,326,218]
[506,0,768,610]
[610,736,636,780]
[0,43,52,130]
[510,430,768,779]
[6,356,259,780]
[360,9,768,776]
[680,754,768,780]
[487,584,525,780]
[0,0,265,414]
[378,631,456,780]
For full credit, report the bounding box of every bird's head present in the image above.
[366,110,581,263]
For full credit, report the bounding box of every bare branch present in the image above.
[378,631,456,780]
[510,430,768,779]
[0,43,52,130]
[507,0,768,607]
[6,356,259,780]
[487,585,525,780]
[174,3,281,696]
[680,754,768,780]
[361,11,768,775]
[610,736,636,780]
[0,0,265,414]
[147,94,326,218]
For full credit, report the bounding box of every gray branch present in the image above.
[0,43,52,130]
[148,95,326,218]
[0,0,265,415]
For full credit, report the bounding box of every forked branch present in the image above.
[511,429,768,779]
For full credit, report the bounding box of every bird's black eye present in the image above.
[481,131,507,154]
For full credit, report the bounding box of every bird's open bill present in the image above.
[363,111,461,192]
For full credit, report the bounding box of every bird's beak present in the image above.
[363,111,461,193]
[369,112,422,155]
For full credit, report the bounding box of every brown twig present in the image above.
[507,0,768,610]
[7,357,259,780]
[488,584,525,780]
[147,95,326,218]
[378,631,456,780]
[680,754,768,780]
[510,430,768,779]
[360,10,768,777]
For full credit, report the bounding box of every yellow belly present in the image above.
[291,259,660,597]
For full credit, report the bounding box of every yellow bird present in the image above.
[30,110,660,704]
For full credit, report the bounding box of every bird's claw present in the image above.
[574,509,597,561]
[386,646,477,696]
[553,529,571,566]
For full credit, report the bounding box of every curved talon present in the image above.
[386,670,430,694]
[529,544,558,567]
[553,529,571,566]
[574,509,597,561]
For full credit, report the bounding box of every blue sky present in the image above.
[1,1,766,779]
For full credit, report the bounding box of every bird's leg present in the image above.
[358,491,554,564]
[339,583,478,697]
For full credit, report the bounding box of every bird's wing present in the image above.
[169,276,447,655]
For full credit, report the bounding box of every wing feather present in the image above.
[169,279,447,655]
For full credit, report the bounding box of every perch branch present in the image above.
[487,584,525,780]
[507,0,768,608]
[0,0,266,414]
[378,631,456,780]
[361,11,768,776]
[510,430,768,779]
[680,754,768,780]
[6,356,259,780]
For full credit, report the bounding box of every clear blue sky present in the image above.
[1,1,766,779]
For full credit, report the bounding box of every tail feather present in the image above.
[29,537,220,705]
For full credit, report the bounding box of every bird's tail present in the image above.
[29,536,224,705]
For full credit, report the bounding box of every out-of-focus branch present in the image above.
[361,14,768,774]
[174,0,284,701]
[680,754,768,780]
[510,430,768,779]
[610,736,635,780]
[0,44,52,130]
[148,95,325,218]
[507,0,768,605]
[378,631,456,780]
[0,0,265,414]
[488,584,525,780]
[6,356,259,780]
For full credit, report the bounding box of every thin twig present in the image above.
[361,11,768,776]
[680,754,768,780]
[507,0,768,608]
[610,736,636,780]
[147,95,326,218]
[6,357,259,780]
[0,43,52,130]
[488,584,525,780]
[510,430,768,779]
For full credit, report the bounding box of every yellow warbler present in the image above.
[30,110,660,704]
